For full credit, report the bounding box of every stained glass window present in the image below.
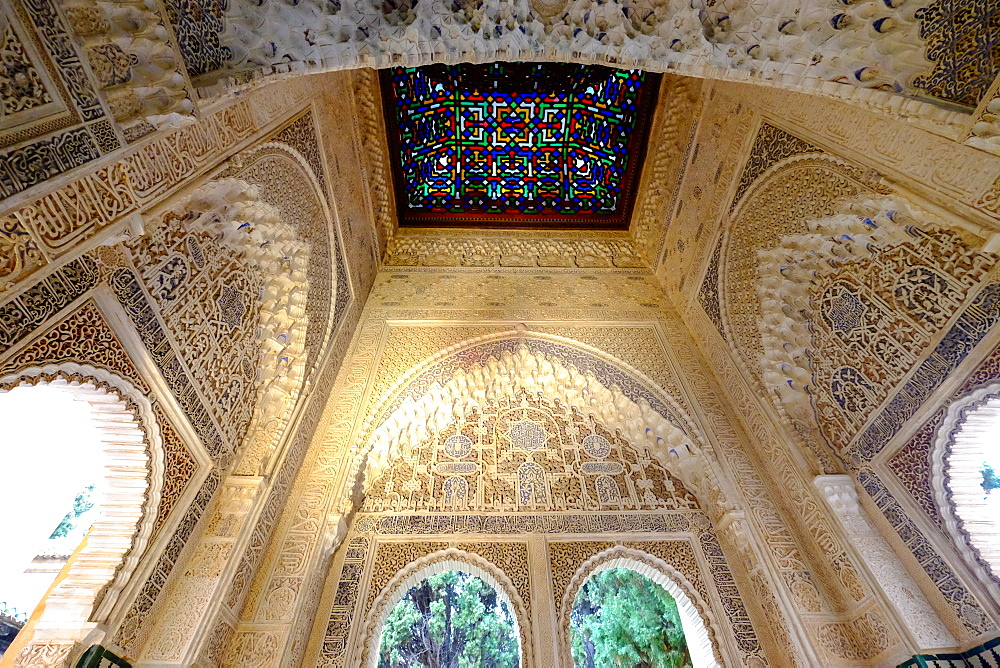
[381,63,659,228]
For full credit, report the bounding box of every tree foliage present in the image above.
[570,568,692,668]
[981,464,1000,496]
[48,485,95,539]
[378,570,519,668]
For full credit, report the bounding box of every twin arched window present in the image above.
[374,557,703,668]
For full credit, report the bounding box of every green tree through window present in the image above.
[48,485,95,539]
[981,464,1000,496]
[570,568,692,668]
[378,570,519,668]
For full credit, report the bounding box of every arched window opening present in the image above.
[937,390,1000,578]
[0,372,155,659]
[0,384,105,656]
[571,567,692,668]
[377,570,520,668]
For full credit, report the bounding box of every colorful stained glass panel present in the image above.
[381,63,659,228]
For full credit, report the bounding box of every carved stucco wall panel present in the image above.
[0,74,327,302]
[384,232,647,270]
[0,69,375,666]
[629,75,704,267]
[723,82,1000,235]
[757,196,996,456]
[660,304,922,663]
[660,85,757,297]
[348,69,395,257]
[227,324,708,665]
[669,88,1000,658]
[701,252,989,647]
[0,300,202,539]
[366,269,670,313]
[123,102,365,663]
[722,154,879,377]
[869,333,1000,629]
[254,297,822,667]
[685,80,1000,330]
[184,77,381,666]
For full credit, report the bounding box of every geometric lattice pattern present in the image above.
[362,392,699,514]
[810,230,995,449]
[383,63,658,228]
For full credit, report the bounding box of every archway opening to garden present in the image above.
[0,383,105,656]
[570,567,693,668]
[377,569,520,668]
[0,372,155,659]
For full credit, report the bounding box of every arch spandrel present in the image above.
[347,331,723,514]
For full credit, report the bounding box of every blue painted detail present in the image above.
[850,282,1000,463]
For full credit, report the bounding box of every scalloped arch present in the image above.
[932,381,1000,586]
[0,363,163,654]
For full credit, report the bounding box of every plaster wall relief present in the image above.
[300,361,768,665]
[625,73,703,267]
[965,74,1000,156]
[862,333,1000,636]
[261,302,841,667]
[688,80,1000,338]
[181,81,386,667]
[361,392,700,515]
[0,0,118,201]
[349,68,395,257]
[712,81,1000,230]
[674,95,1000,657]
[0,292,218,665]
[0,68,374,664]
[659,304,927,664]
[385,232,647,270]
[59,0,197,137]
[814,475,956,649]
[657,85,755,297]
[757,196,996,455]
[0,73,323,302]
[111,110,363,663]
[367,267,669,316]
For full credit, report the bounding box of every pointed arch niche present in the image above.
[0,363,164,663]
[559,546,721,668]
[360,548,531,667]
[347,330,714,512]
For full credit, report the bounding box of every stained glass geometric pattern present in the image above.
[381,63,660,229]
